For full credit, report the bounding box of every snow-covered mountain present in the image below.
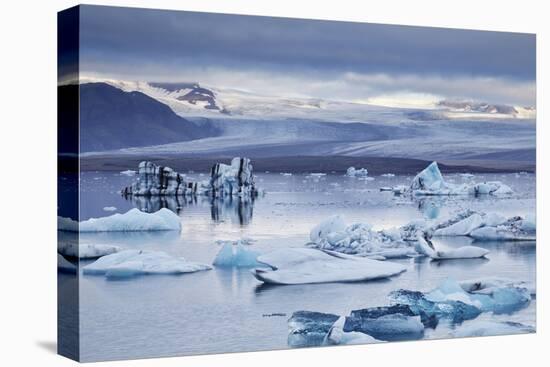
[79,77,536,122]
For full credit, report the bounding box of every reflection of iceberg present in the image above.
[252,248,406,285]
[58,241,121,259]
[210,195,254,225]
[58,254,77,273]
[58,208,181,232]
[83,250,211,279]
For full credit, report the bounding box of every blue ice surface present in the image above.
[288,311,340,347]
[212,243,262,268]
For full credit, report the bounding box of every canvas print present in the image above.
[58,5,536,362]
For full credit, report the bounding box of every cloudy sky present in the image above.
[77,5,536,107]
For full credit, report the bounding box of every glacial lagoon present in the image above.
[60,171,536,361]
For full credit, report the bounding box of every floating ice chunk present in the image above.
[468,181,513,196]
[325,317,382,345]
[120,170,136,176]
[252,248,406,285]
[458,278,536,298]
[59,208,181,232]
[210,157,257,197]
[280,172,293,176]
[213,242,262,267]
[381,173,395,177]
[425,278,531,314]
[452,321,535,337]
[58,254,77,273]
[58,242,121,259]
[102,206,117,212]
[346,167,369,177]
[83,250,211,278]
[309,215,347,243]
[415,236,488,260]
[122,161,200,196]
[411,162,446,192]
[344,305,425,341]
[433,213,484,236]
[288,311,340,347]
[460,173,475,179]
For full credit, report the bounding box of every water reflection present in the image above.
[123,194,256,226]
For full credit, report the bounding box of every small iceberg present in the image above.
[431,211,535,241]
[252,248,406,285]
[346,167,369,177]
[325,317,382,345]
[452,321,535,338]
[83,250,211,279]
[58,242,121,259]
[213,242,262,268]
[344,305,425,341]
[415,235,489,260]
[58,208,181,232]
[102,206,117,212]
[288,311,340,347]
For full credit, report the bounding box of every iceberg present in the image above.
[58,242,121,259]
[388,162,514,196]
[346,167,369,177]
[58,208,181,232]
[308,216,416,257]
[415,235,489,260]
[431,211,535,241]
[83,250,211,279]
[324,317,382,345]
[288,311,340,347]
[102,206,117,212]
[452,321,535,338]
[459,278,536,298]
[343,305,425,341]
[58,254,77,274]
[122,161,201,196]
[213,242,262,267]
[120,169,136,176]
[209,157,257,197]
[252,248,406,285]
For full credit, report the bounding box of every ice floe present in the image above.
[308,215,416,258]
[102,206,117,212]
[346,167,369,177]
[414,235,489,260]
[213,242,262,267]
[252,248,406,285]
[58,242,121,259]
[288,311,340,347]
[120,169,136,176]
[58,208,181,232]
[83,250,211,279]
[452,321,534,337]
[431,210,535,241]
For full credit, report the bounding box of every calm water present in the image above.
[60,171,536,361]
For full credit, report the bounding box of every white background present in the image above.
[0,0,546,366]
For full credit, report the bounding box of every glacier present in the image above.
[58,242,121,259]
[58,208,181,232]
[83,250,212,279]
[213,241,262,267]
[252,248,406,285]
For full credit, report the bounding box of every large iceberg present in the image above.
[431,210,536,241]
[452,321,535,338]
[213,241,262,268]
[346,167,369,178]
[122,161,200,196]
[58,242,121,259]
[58,208,181,232]
[388,161,513,196]
[414,235,489,260]
[343,305,425,341]
[252,248,406,285]
[308,216,416,258]
[83,250,211,279]
[121,157,258,198]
